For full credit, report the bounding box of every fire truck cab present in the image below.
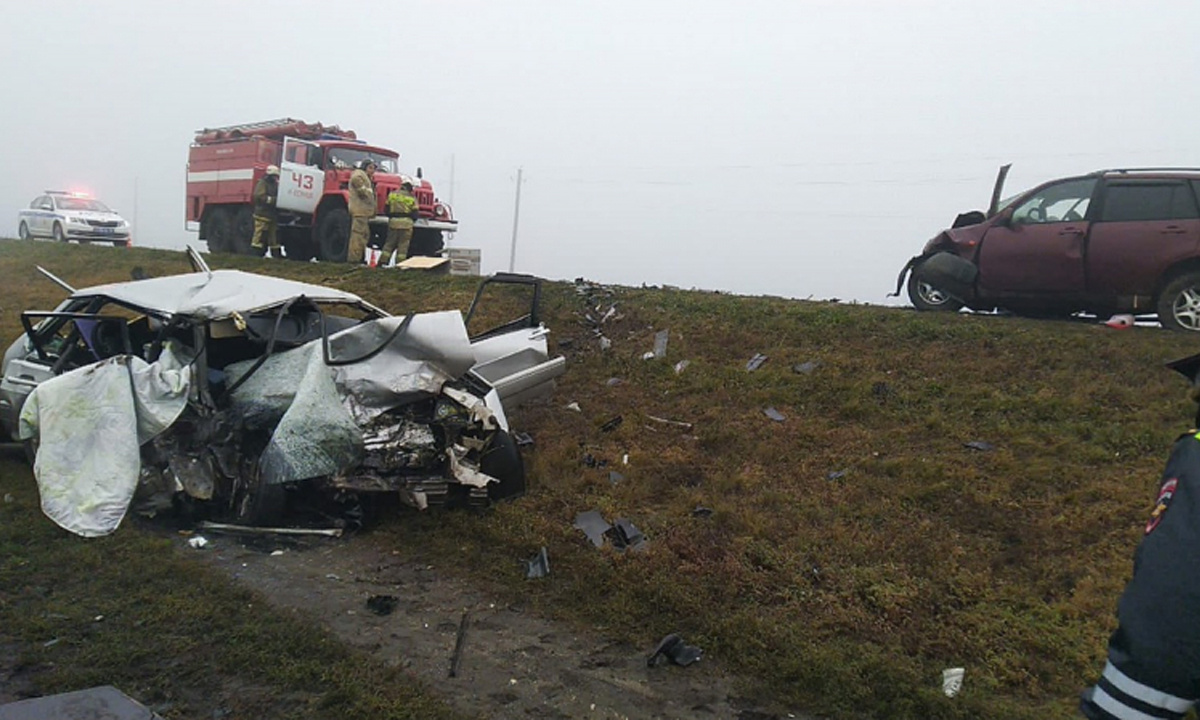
[186,118,456,262]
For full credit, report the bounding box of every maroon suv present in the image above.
[895,166,1200,330]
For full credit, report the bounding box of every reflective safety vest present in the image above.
[386,191,417,229]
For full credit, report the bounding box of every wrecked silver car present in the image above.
[0,250,565,537]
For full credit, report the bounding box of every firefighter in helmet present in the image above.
[250,165,282,258]
[347,159,377,264]
[381,180,418,266]
[1080,351,1200,719]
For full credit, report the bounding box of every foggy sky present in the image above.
[3,0,1199,305]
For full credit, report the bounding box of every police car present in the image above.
[16,191,131,246]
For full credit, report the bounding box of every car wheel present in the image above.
[17,221,30,240]
[315,207,350,262]
[907,270,964,312]
[231,206,254,255]
[407,228,445,258]
[481,429,526,502]
[52,222,65,242]
[1158,272,1200,331]
[233,462,287,526]
[206,208,232,253]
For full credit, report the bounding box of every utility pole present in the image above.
[508,167,523,272]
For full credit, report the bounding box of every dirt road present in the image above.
[197,531,807,720]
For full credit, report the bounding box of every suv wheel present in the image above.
[1158,272,1200,331]
[18,221,30,240]
[907,271,963,312]
[52,222,65,242]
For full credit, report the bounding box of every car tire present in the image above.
[481,429,527,502]
[17,221,30,240]
[1158,272,1200,331]
[52,222,65,242]
[407,228,445,258]
[315,207,350,262]
[231,206,254,255]
[206,208,232,253]
[233,462,287,526]
[907,270,964,312]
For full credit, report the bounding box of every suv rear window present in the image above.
[1101,182,1199,222]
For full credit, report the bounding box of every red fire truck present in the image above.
[185,118,456,261]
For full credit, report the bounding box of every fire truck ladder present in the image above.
[195,118,304,135]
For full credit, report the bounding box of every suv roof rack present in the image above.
[1093,168,1200,175]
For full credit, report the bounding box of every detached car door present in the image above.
[976,177,1097,296]
[1085,179,1200,299]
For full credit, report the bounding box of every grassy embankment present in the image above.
[2,240,1196,719]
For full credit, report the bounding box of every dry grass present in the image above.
[2,239,1196,719]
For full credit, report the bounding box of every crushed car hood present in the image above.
[71,269,366,320]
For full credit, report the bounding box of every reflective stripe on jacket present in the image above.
[1080,433,1200,719]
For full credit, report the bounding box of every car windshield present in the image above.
[325,148,398,174]
[56,197,111,212]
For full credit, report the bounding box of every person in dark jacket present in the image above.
[1080,352,1200,719]
[250,165,282,258]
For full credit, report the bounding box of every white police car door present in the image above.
[32,196,54,235]
[277,137,325,215]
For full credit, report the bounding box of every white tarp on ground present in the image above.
[17,346,191,537]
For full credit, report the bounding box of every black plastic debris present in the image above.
[964,440,995,452]
[574,510,612,547]
[366,595,399,616]
[763,407,786,422]
[647,633,703,668]
[557,338,575,349]
[746,353,769,372]
[600,415,624,432]
[872,381,891,402]
[607,518,647,550]
[513,432,535,448]
[826,469,847,481]
[525,547,550,579]
[653,329,670,359]
[792,360,820,374]
[608,470,625,485]
[581,452,608,469]
[692,506,713,518]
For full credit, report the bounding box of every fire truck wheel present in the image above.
[407,228,445,258]
[231,206,254,255]
[280,228,315,261]
[315,208,351,262]
[206,209,232,253]
[52,222,65,242]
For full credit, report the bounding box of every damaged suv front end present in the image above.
[3,250,564,536]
